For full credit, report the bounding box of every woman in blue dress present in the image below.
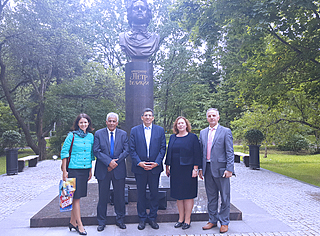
[61,113,94,235]
[165,116,201,229]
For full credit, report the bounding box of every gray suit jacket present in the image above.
[199,124,234,177]
[93,128,129,180]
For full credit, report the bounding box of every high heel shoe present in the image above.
[76,226,87,235]
[69,223,77,231]
[182,222,191,229]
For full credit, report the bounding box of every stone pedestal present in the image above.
[124,61,154,178]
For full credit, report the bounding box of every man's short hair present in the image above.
[206,108,220,117]
[106,112,119,122]
[141,108,154,116]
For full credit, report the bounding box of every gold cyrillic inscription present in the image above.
[129,70,149,86]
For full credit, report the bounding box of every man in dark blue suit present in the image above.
[93,112,129,231]
[129,108,166,230]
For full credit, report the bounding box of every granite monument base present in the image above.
[30,182,242,227]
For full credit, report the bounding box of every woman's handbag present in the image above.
[61,134,75,172]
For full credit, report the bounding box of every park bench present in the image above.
[234,152,249,167]
[18,155,39,172]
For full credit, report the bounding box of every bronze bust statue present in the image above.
[119,0,160,60]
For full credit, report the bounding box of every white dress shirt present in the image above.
[107,128,116,143]
[143,124,152,158]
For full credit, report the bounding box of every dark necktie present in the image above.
[110,131,114,158]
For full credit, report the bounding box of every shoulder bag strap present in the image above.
[66,134,75,170]
[69,134,75,157]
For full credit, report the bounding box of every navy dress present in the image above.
[168,133,200,200]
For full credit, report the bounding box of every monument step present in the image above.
[30,183,242,228]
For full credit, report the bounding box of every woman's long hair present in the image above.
[71,113,93,132]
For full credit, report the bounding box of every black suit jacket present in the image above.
[93,128,129,180]
[129,124,166,175]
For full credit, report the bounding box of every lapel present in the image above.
[114,128,120,151]
[104,128,111,153]
[211,124,221,147]
[140,124,147,149]
[149,124,155,150]
[203,127,209,157]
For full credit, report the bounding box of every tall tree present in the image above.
[172,0,320,137]
[0,0,91,160]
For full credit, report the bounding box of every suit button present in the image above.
[84,150,86,152]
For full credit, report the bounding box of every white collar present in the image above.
[143,124,152,130]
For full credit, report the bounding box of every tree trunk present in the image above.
[264,141,268,158]
[35,99,47,161]
[0,54,40,156]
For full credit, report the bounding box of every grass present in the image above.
[234,145,320,187]
[0,149,37,175]
[260,153,320,187]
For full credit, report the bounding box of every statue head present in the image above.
[127,0,152,27]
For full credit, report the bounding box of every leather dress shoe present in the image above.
[97,225,105,231]
[116,222,126,229]
[220,225,228,233]
[174,221,184,228]
[202,222,217,230]
[138,221,146,230]
[182,223,191,229]
[149,220,159,229]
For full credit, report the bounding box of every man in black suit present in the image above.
[129,108,166,230]
[93,112,129,231]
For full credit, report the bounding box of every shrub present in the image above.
[1,130,21,149]
[277,135,309,152]
[244,129,265,145]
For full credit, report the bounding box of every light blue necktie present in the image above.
[110,131,114,158]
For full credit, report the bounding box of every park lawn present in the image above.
[234,145,320,187]
[260,153,320,187]
[0,149,37,175]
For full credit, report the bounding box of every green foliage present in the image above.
[47,131,67,157]
[0,102,18,137]
[172,0,320,144]
[277,135,309,153]
[1,130,21,149]
[244,129,264,145]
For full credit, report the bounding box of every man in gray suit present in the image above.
[93,112,129,231]
[199,108,234,233]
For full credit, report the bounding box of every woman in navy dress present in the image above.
[165,116,201,229]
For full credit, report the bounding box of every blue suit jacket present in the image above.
[129,124,166,175]
[93,128,129,180]
[199,124,234,177]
